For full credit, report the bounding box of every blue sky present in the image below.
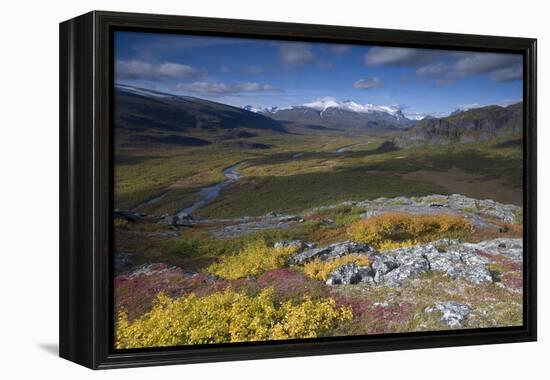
[114,31,523,117]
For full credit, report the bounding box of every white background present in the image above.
[0,0,546,378]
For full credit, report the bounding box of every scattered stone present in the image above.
[114,252,132,272]
[158,213,194,227]
[114,209,142,222]
[425,301,470,328]
[128,263,178,277]
[273,240,313,250]
[210,213,305,239]
[325,263,374,285]
[289,240,375,265]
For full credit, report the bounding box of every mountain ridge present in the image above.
[394,102,523,147]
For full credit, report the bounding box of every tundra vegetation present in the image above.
[113,92,524,349]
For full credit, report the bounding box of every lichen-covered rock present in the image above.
[462,265,494,284]
[289,240,375,265]
[353,194,521,226]
[325,263,374,285]
[324,238,519,287]
[379,256,430,287]
[425,301,470,328]
[466,238,523,262]
[273,240,312,250]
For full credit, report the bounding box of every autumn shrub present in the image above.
[115,287,352,348]
[347,213,474,249]
[114,217,129,228]
[206,240,299,279]
[302,255,371,281]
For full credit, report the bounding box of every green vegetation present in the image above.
[116,288,352,348]
[514,209,523,225]
[115,129,523,218]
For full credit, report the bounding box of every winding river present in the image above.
[177,161,245,217]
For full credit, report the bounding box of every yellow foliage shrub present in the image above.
[113,217,129,228]
[206,240,299,279]
[115,288,353,349]
[347,213,474,249]
[302,255,371,281]
[376,239,416,251]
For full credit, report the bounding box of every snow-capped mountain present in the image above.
[301,97,406,120]
[242,105,286,114]
[403,112,428,121]
[243,97,415,131]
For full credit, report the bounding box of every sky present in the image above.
[114,31,523,117]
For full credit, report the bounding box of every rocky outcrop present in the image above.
[326,263,374,285]
[324,238,521,287]
[425,301,470,328]
[308,194,521,226]
[210,212,304,239]
[289,241,375,265]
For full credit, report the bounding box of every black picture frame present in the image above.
[59,10,537,369]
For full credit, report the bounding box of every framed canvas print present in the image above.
[59,11,537,369]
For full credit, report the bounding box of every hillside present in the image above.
[395,103,523,147]
[114,85,286,147]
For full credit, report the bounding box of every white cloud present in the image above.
[490,65,523,82]
[173,81,278,95]
[367,47,522,84]
[365,47,445,67]
[116,60,200,81]
[353,77,383,89]
[416,62,448,77]
[277,43,315,66]
[452,53,520,76]
[330,45,351,57]
[243,65,264,75]
[415,52,522,84]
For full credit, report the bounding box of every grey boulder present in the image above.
[289,240,375,265]
[425,301,470,328]
[325,263,374,285]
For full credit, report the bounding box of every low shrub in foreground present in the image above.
[347,213,474,249]
[115,288,352,348]
[302,255,371,281]
[206,240,299,279]
[113,217,129,228]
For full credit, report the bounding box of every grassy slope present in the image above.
[115,129,523,218]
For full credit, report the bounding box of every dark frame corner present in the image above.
[59,10,537,369]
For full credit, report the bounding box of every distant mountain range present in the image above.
[244,97,415,131]
[114,84,522,148]
[394,103,523,147]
